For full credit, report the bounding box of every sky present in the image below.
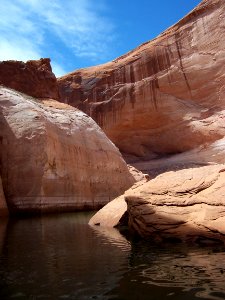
[0,0,202,77]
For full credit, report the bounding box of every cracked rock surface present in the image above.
[125,165,225,242]
[89,165,225,243]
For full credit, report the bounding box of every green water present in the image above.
[0,212,225,300]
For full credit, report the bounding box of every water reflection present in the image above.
[90,225,131,252]
[106,241,225,300]
[0,213,130,299]
[0,218,8,253]
[0,213,225,299]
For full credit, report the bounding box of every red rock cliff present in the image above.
[58,0,225,162]
[0,58,59,99]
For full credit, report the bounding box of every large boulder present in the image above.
[58,0,225,163]
[0,58,59,99]
[90,164,225,243]
[0,87,135,213]
[125,164,225,243]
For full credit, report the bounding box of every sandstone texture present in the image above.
[125,165,225,243]
[89,195,127,227]
[88,0,225,242]
[90,164,225,243]
[58,0,225,166]
[0,87,135,213]
[0,58,59,99]
[89,178,148,227]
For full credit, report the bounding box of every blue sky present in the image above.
[0,0,201,77]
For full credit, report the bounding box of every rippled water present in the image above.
[0,213,225,300]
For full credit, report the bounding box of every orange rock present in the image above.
[87,0,225,242]
[0,58,59,99]
[58,0,225,163]
[0,87,135,214]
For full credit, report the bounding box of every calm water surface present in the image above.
[0,212,225,300]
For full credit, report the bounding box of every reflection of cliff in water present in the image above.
[1,213,225,300]
[106,240,225,300]
[0,213,130,299]
[0,218,8,254]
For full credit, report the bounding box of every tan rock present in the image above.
[0,87,135,213]
[89,195,127,227]
[0,58,59,99]
[89,177,149,227]
[127,164,149,182]
[125,164,225,243]
[58,0,225,165]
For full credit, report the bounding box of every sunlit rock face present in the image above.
[90,164,225,243]
[83,0,225,242]
[58,0,225,162]
[0,87,135,213]
[125,164,225,243]
[0,58,59,100]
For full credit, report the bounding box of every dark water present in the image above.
[1,213,225,300]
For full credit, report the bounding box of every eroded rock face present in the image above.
[0,87,135,213]
[58,0,225,162]
[0,58,59,99]
[125,165,225,243]
[87,0,225,242]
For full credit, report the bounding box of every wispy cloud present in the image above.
[0,0,115,76]
[51,62,68,78]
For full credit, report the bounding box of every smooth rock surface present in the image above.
[58,0,225,163]
[125,164,225,243]
[0,58,59,99]
[89,195,127,227]
[89,179,149,227]
[0,87,135,213]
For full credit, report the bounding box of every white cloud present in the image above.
[51,62,67,78]
[0,38,41,62]
[0,0,115,75]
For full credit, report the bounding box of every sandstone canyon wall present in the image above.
[58,0,225,165]
[0,58,59,99]
[0,87,135,213]
[88,0,225,242]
